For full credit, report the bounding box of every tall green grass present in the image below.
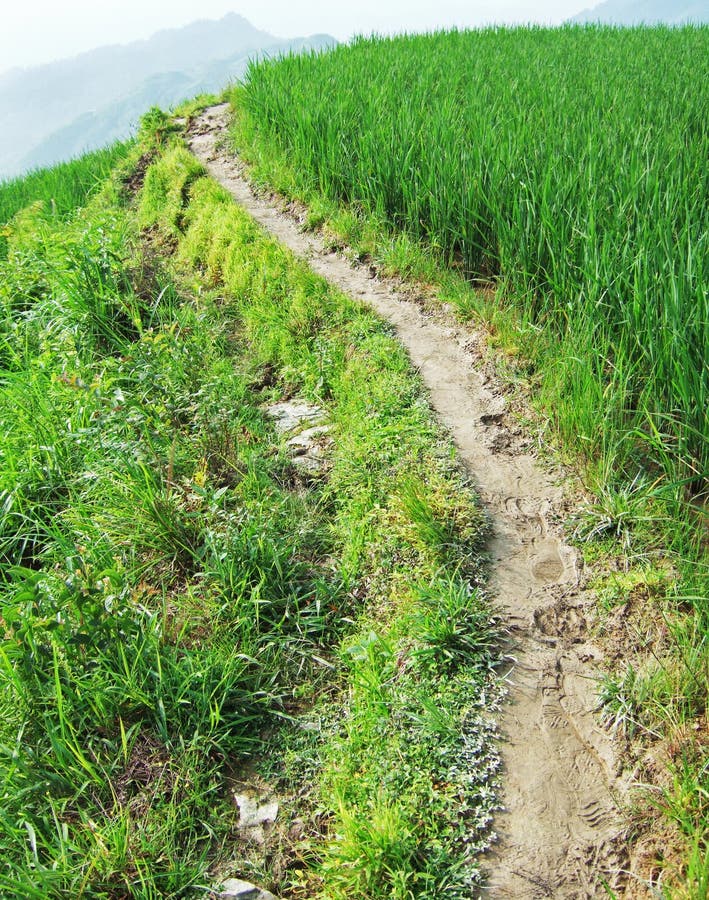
[237,25,709,495]
[0,188,316,895]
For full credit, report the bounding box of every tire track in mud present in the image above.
[187,105,628,898]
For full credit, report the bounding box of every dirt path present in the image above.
[187,105,628,898]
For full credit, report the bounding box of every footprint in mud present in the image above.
[504,496,548,535]
[579,799,610,829]
[540,688,616,837]
[487,428,514,454]
[534,601,587,641]
[531,553,566,583]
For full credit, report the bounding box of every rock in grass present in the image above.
[217,878,279,899]
[231,791,279,846]
[234,794,279,829]
[266,400,326,434]
[266,399,332,474]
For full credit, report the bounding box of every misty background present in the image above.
[1,0,707,179]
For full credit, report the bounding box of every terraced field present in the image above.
[1,24,707,899]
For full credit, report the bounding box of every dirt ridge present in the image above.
[187,104,628,898]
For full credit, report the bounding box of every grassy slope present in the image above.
[226,26,709,896]
[0,125,500,897]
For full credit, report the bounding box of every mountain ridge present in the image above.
[569,0,709,24]
[0,14,336,178]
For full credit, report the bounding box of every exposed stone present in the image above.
[286,424,330,452]
[266,400,332,474]
[234,794,279,829]
[217,878,279,900]
[232,790,279,845]
[266,400,326,434]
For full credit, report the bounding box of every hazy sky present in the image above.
[1,1,593,73]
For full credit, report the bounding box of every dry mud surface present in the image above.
[188,105,629,898]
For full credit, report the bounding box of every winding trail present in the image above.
[187,105,628,898]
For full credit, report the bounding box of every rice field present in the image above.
[0,142,133,257]
[239,26,709,494]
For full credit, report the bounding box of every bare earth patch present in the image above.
[188,104,629,898]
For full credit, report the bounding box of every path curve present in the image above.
[187,105,628,898]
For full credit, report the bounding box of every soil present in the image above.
[187,104,630,898]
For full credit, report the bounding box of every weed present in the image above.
[408,575,496,674]
[572,474,659,550]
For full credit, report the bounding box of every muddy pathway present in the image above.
[188,105,628,898]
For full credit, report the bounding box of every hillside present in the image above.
[0,14,335,178]
[1,23,707,899]
[569,0,709,23]
[0,113,502,897]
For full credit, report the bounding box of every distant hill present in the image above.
[569,0,709,24]
[0,15,336,178]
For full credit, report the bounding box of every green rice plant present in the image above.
[231,40,709,882]
[0,142,133,236]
